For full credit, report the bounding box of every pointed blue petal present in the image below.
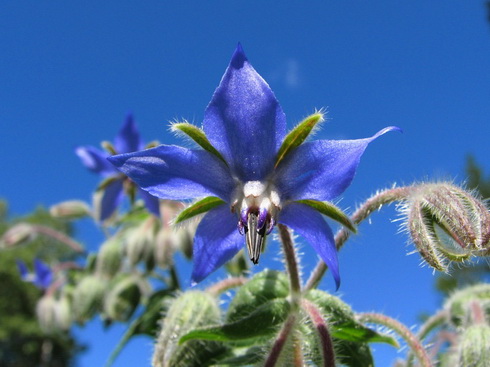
[76,146,115,177]
[16,259,29,280]
[191,204,243,284]
[99,178,124,221]
[203,44,287,181]
[114,113,143,153]
[275,126,401,201]
[108,145,235,202]
[137,187,160,216]
[279,202,340,289]
[33,259,53,289]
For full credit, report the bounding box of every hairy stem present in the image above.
[302,299,336,366]
[305,186,414,290]
[33,225,85,253]
[358,312,433,367]
[407,310,447,366]
[206,276,248,296]
[278,224,302,302]
[264,314,297,367]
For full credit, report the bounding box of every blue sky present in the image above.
[1,1,490,366]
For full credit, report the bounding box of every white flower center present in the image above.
[231,180,281,264]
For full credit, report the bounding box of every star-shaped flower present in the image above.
[76,115,160,220]
[108,44,400,287]
[16,258,53,290]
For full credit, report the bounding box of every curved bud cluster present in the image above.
[0,223,35,248]
[401,183,490,271]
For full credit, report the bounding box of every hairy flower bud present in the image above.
[401,183,490,271]
[445,284,490,328]
[96,236,123,277]
[152,291,226,367]
[103,274,145,322]
[0,223,35,248]
[50,200,91,220]
[458,324,490,367]
[36,294,72,332]
[72,275,107,322]
[125,217,157,268]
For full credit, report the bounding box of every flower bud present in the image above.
[402,183,490,271]
[445,284,490,328]
[154,227,176,268]
[72,274,107,323]
[103,274,145,322]
[1,223,35,248]
[125,217,157,268]
[36,294,72,333]
[458,324,490,367]
[50,200,91,220]
[96,236,123,277]
[152,291,225,367]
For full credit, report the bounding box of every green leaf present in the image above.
[180,298,291,343]
[305,290,397,347]
[172,122,227,164]
[174,197,226,224]
[227,270,289,323]
[295,199,356,233]
[275,112,324,168]
[335,341,374,367]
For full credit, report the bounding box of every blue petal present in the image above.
[76,146,115,177]
[279,202,340,289]
[138,187,160,216]
[16,259,29,280]
[33,258,53,289]
[99,178,124,221]
[114,113,143,153]
[275,127,401,201]
[191,204,243,284]
[203,44,287,181]
[108,145,235,201]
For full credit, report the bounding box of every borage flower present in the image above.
[109,44,400,287]
[76,115,160,221]
[16,258,53,290]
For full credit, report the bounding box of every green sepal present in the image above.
[101,140,117,155]
[226,269,290,322]
[179,298,291,343]
[174,196,226,224]
[172,122,227,164]
[295,199,356,233]
[275,112,324,168]
[305,290,398,347]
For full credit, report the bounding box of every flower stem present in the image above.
[357,312,433,367]
[33,225,85,253]
[278,224,302,302]
[264,314,297,367]
[206,276,248,296]
[305,186,414,290]
[302,299,336,366]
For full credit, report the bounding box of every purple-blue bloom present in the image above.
[16,258,53,290]
[108,44,399,287]
[76,114,160,220]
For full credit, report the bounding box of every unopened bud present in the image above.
[125,217,157,268]
[72,275,107,323]
[103,274,144,322]
[152,291,224,367]
[154,227,176,268]
[458,324,490,367]
[402,183,490,271]
[445,284,490,328]
[1,223,35,248]
[36,294,72,333]
[96,237,123,277]
[50,200,91,220]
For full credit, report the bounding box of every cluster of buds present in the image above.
[400,183,490,271]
